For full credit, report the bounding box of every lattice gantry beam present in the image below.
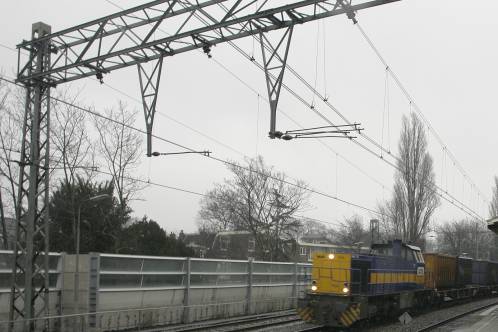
[10,22,52,332]
[16,0,401,86]
[260,27,293,138]
[137,57,164,157]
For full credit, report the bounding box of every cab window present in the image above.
[373,247,392,256]
[402,247,414,262]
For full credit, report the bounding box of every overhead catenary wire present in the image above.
[1,37,390,199]
[0,76,385,218]
[1,144,355,231]
[200,2,483,220]
[355,22,489,205]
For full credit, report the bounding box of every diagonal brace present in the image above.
[260,26,293,139]
[137,56,164,157]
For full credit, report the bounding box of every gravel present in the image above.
[365,297,498,332]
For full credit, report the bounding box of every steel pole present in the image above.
[75,204,81,318]
[475,222,479,259]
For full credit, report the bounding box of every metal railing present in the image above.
[0,251,312,331]
[97,254,311,290]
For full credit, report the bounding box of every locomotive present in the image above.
[297,239,498,328]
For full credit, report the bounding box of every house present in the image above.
[294,234,370,262]
[208,231,256,260]
[299,234,331,245]
[184,232,215,258]
[185,230,370,262]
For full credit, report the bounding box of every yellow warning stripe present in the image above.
[340,315,352,326]
[297,307,313,322]
[347,308,358,321]
[302,312,312,321]
[297,307,307,315]
[339,304,361,327]
[352,306,361,319]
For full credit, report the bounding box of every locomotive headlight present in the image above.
[311,285,318,291]
[342,282,349,293]
[328,253,335,260]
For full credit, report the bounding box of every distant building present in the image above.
[208,231,256,260]
[299,234,331,245]
[184,232,215,258]
[184,230,370,262]
[293,234,370,262]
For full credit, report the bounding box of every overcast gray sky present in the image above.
[1,0,496,233]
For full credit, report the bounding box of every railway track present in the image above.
[156,310,300,332]
[226,316,324,331]
[415,300,498,331]
[294,325,326,331]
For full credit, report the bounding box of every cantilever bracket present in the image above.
[137,56,164,157]
[259,26,294,139]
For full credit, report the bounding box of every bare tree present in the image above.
[490,176,498,218]
[0,78,13,249]
[380,113,440,244]
[197,184,242,233]
[49,90,98,252]
[334,215,370,247]
[198,156,310,260]
[0,78,32,249]
[94,101,143,219]
[51,90,97,185]
[299,218,331,237]
[437,219,494,259]
[0,79,23,222]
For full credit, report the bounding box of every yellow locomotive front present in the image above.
[297,252,363,327]
[311,252,353,295]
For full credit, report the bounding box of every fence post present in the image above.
[183,257,191,324]
[292,263,298,308]
[246,259,253,315]
[88,253,100,332]
[55,252,65,332]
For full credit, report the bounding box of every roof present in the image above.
[216,231,252,236]
[372,240,421,251]
[187,243,208,249]
[487,217,498,225]
[300,234,329,240]
[406,244,421,251]
[297,240,369,250]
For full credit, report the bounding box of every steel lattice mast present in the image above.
[10,22,52,332]
[12,0,400,329]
